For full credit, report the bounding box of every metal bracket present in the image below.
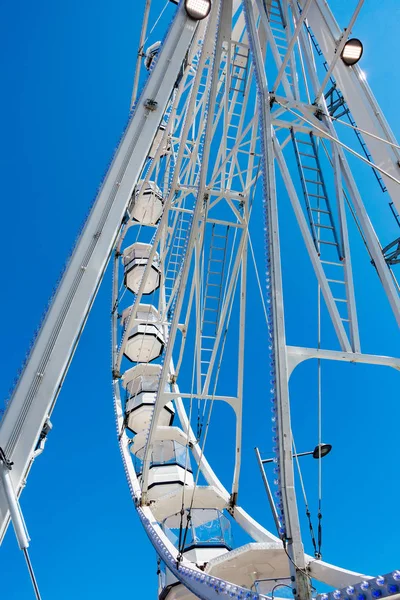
[383,237,400,265]
[144,98,158,111]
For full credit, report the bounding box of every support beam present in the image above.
[243,1,311,598]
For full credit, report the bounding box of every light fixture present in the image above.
[312,443,332,459]
[341,38,363,66]
[185,0,211,20]
[261,443,332,463]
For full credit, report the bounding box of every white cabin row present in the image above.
[120,361,234,597]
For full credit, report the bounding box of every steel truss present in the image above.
[1,2,399,600]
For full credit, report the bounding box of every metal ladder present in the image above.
[163,59,214,305]
[164,210,192,304]
[230,42,250,94]
[291,130,353,326]
[220,42,254,187]
[265,0,296,98]
[291,130,341,255]
[200,224,229,388]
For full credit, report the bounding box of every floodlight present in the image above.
[341,38,363,66]
[185,0,211,20]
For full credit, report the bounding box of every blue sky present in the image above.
[0,1,399,598]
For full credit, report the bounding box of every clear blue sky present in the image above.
[0,1,399,598]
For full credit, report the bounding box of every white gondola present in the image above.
[159,509,232,600]
[127,180,164,226]
[121,304,165,363]
[163,509,232,564]
[132,438,194,502]
[4,4,400,600]
[122,364,174,434]
[148,123,170,159]
[144,41,161,71]
[122,242,161,295]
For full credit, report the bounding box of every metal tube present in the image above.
[130,0,152,108]
[23,548,43,600]
[255,447,280,534]
[262,450,313,463]
[0,465,29,550]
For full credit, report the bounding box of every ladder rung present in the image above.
[297,140,313,146]
[327,278,345,284]
[333,298,347,303]
[305,179,323,185]
[318,240,338,246]
[308,193,327,199]
[341,318,350,322]
[320,260,343,266]
[311,208,330,215]
[299,152,317,158]
[315,223,334,230]
[302,165,319,171]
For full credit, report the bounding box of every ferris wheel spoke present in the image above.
[245,1,310,597]
[140,35,229,505]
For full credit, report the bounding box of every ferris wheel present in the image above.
[1,1,400,600]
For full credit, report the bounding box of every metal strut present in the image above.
[0,448,42,599]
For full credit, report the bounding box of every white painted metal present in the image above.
[243,2,309,597]
[2,2,400,600]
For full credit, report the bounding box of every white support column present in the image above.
[243,2,310,599]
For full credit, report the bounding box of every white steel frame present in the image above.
[1,2,399,600]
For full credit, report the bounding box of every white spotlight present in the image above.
[341,38,363,66]
[184,0,211,20]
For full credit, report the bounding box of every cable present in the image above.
[271,583,293,600]
[248,233,270,333]
[330,113,400,152]
[292,439,318,558]
[274,99,400,187]
[144,1,170,47]
[282,540,311,582]
[23,549,42,600]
